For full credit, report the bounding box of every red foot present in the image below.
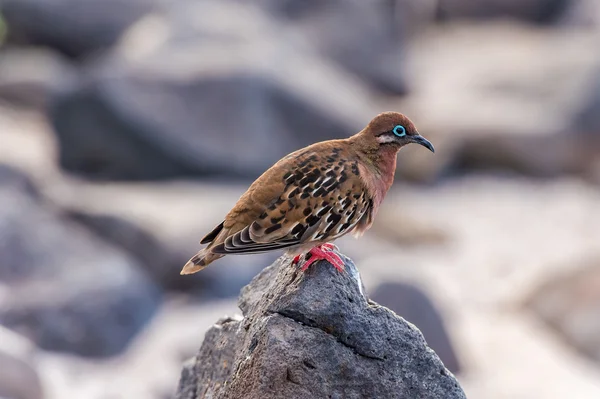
[298,244,344,272]
[321,243,338,251]
[292,254,302,265]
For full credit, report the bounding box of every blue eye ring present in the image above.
[393,125,406,137]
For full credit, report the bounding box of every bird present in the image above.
[181,111,434,275]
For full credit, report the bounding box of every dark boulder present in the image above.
[370,281,461,374]
[0,164,161,357]
[247,0,411,94]
[50,73,353,180]
[48,0,378,181]
[436,0,572,24]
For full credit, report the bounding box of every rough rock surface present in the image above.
[176,255,465,399]
[0,165,161,357]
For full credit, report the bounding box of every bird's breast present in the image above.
[357,158,395,210]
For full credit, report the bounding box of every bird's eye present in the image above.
[393,125,406,137]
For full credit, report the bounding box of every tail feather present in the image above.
[180,249,223,275]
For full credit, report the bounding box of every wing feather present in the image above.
[210,143,373,255]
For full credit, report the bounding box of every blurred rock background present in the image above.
[0,0,599,398]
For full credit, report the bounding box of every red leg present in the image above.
[299,245,345,272]
[321,243,339,251]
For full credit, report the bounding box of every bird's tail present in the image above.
[180,249,223,275]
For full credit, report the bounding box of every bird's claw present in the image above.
[321,243,339,252]
[296,244,344,272]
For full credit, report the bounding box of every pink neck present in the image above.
[375,146,398,192]
[358,146,398,209]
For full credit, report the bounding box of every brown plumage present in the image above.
[181,111,434,274]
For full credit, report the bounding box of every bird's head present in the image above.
[355,112,435,154]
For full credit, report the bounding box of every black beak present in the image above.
[411,134,435,153]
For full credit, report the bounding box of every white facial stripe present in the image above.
[376,135,396,144]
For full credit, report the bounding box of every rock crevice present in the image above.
[271,310,385,361]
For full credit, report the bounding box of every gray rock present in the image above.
[176,254,466,399]
[0,0,156,58]
[66,207,274,298]
[0,47,76,109]
[49,1,376,180]
[50,73,350,180]
[64,210,186,290]
[0,164,161,357]
[175,357,198,399]
[370,282,461,374]
[403,22,600,181]
[436,0,573,24]
[558,0,600,27]
[248,0,411,94]
[48,180,280,299]
[452,131,600,179]
[572,70,600,134]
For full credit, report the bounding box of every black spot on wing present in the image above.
[339,171,348,183]
[322,176,335,186]
[299,170,320,186]
[270,215,285,224]
[327,213,342,225]
[342,198,352,211]
[348,209,357,221]
[317,206,332,217]
[287,187,299,198]
[265,224,282,234]
[306,215,320,226]
[351,162,360,176]
[314,187,327,197]
[283,171,293,184]
[291,223,306,236]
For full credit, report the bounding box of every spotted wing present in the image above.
[211,146,372,255]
